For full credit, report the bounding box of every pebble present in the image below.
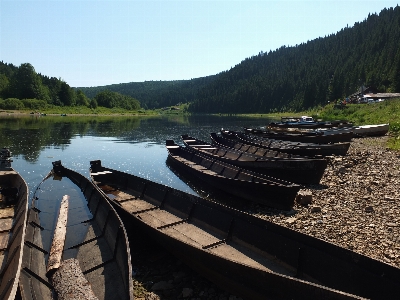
[253,135,400,269]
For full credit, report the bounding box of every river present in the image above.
[1,114,273,200]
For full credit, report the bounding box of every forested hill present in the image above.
[78,6,400,113]
[189,6,400,113]
[2,6,399,113]
[77,75,217,109]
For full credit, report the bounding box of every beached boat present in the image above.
[220,129,351,156]
[181,134,328,184]
[89,160,400,300]
[318,123,390,137]
[166,140,301,210]
[0,148,29,300]
[244,127,354,144]
[19,161,133,300]
[268,116,352,130]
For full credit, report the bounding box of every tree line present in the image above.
[78,6,400,113]
[77,75,217,110]
[188,6,400,113]
[2,6,399,113]
[0,62,140,111]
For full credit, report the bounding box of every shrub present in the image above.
[21,98,48,110]
[0,98,24,110]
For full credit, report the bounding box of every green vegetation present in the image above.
[257,98,400,150]
[72,6,400,114]
[0,62,142,111]
[77,77,217,110]
[2,7,400,115]
[188,7,400,113]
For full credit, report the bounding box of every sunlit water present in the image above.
[1,114,274,202]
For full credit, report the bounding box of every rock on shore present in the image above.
[252,135,400,267]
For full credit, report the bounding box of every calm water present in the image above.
[1,114,274,201]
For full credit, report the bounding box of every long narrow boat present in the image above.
[166,140,301,210]
[181,134,328,184]
[268,117,353,130]
[0,148,29,300]
[18,161,133,300]
[220,129,351,156]
[244,127,354,144]
[89,160,400,300]
[316,123,390,137]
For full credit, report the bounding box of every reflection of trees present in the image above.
[0,114,270,162]
[0,116,143,162]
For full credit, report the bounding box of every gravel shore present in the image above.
[132,135,400,300]
[252,135,400,268]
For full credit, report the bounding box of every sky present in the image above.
[1,1,399,88]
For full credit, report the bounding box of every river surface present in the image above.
[1,114,274,201]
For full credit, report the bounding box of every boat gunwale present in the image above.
[89,160,400,300]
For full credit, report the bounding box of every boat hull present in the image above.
[182,134,328,184]
[90,160,400,300]
[18,161,133,300]
[244,127,354,144]
[220,130,350,156]
[0,161,29,300]
[166,140,300,210]
[316,124,389,138]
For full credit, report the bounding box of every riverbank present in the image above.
[130,135,400,300]
[252,135,400,267]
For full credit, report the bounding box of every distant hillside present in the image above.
[77,6,400,113]
[3,6,398,114]
[76,75,218,109]
[189,6,400,113]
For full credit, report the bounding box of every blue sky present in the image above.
[1,1,399,87]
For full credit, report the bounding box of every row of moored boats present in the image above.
[1,120,396,300]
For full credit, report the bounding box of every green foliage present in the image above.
[387,135,400,150]
[77,77,217,109]
[76,90,89,106]
[21,98,48,110]
[312,98,400,125]
[389,122,400,133]
[94,90,140,110]
[187,6,400,113]
[0,74,10,97]
[0,98,25,110]
[90,98,98,109]
[0,62,77,107]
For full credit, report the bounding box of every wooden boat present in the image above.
[166,140,301,210]
[244,127,354,144]
[181,134,328,184]
[268,116,353,130]
[317,123,390,137]
[220,129,351,156]
[18,160,133,300]
[89,160,400,300]
[0,148,29,300]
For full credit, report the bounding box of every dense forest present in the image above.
[188,6,400,113]
[0,62,140,111]
[77,76,217,110]
[78,6,400,113]
[1,6,400,113]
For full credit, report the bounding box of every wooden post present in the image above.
[46,195,98,299]
[46,195,69,277]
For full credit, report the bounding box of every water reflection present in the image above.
[0,114,273,200]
